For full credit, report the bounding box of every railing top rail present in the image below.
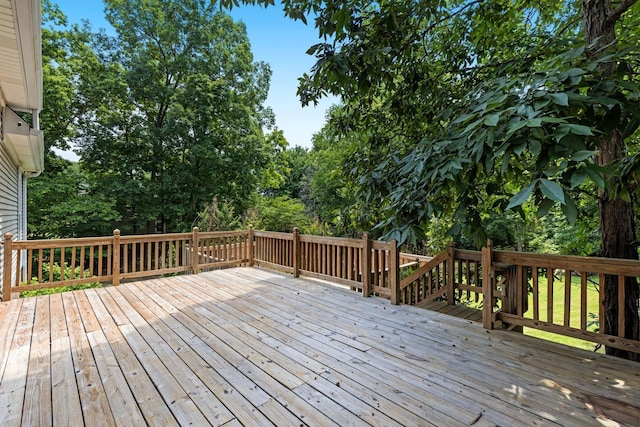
[399,252,434,262]
[198,230,249,238]
[10,236,113,249]
[298,234,363,246]
[371,240,395,250]
[493,250,640,276]
[253,230,294,240]
[120,233,192,243]
[400,251,449,290]
[454,249,482,262]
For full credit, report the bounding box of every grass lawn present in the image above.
[458,272,603,353]
[523,272,602,353]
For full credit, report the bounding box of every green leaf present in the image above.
[570,168,588,188]
[525,118,542,127]
[566,124,594,136]
[483,114,500,127]
[570,150,595,162]
[561,196,577,224]
[507,181,536,210]
[554,124,571,142]
[549,93,569,106]
[536,198,555,218]
[586,166,606,189]
[506,120,528,136]
[539,179,565,204]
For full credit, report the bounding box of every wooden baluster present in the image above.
[481,239,494,329]
[547,268,554,324]
[564,269,571,327]
[618,275,626,337]
[532,267,539,321]
[89,246,94,278]
[580,272,587,330]
[57,247,64,284]
[123,242,128,274]
[362,233,371,297]
[49,249,55,284]
[598,274,604,334]
[27,248,33,285]
[79,246,85,278]
[70,246,76,279]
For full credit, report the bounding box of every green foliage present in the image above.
[220,0,640,256]
[194,197,243,231]
[251,196,313,233]
[38,0,282,237]
[28,161,121,238]
[20,262,101,298]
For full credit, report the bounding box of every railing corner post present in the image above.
[446,241,455,305]
[362,232,371,297]
[248,225,254,267]
[112,229,121,286]
[192,227,199,274]
[481,239,494,329]
[390,238,400,305]
[292,227,300,278]
[2,233,13,301]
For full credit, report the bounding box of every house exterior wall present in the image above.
[0,142,21,297]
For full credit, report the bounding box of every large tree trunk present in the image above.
[583,0,640,361]
[596,132,640,361]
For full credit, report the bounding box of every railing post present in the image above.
[362,232,371,297]
[2,233,13,301]
[248,225,254,267]
[292,227,300,278]
[112,229,121,286]
[481,239,494,329]
[390,239,400,305]
[192,227,199,274]
[446,242,455,305]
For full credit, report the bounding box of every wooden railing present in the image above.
[253,229,400,303]
[2,228,639,354]
[1,228,251,300]
[399,245,484,307]
[483,241,640,354]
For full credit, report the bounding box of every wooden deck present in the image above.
[1,268,639,426]
[417,300,483,323]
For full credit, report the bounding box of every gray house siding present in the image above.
[0,143,20,296]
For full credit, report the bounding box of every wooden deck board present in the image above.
[1,267,639,426]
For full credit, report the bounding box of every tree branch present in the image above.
[606,0,639,27]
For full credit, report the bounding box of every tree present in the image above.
[28,161,120,238]
[223,0,640,359]
[76,0,278,233]
[28,1,120,238]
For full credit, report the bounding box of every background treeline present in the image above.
[31,0,634,259]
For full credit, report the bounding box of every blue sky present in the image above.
[52,0,338,151]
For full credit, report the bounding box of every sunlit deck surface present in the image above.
[1,267,639,426]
